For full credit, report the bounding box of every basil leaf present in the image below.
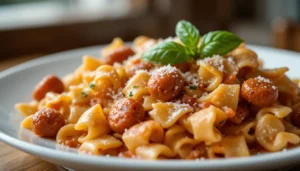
[143,41,190,64]
[199,31,243,56]
[176,20,200,50]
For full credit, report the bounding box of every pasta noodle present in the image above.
[256,105,292,119]
[122,120,164,152]
[75,104,110,143]
[15,101,38,116]
[122,70,150,100]
[56,124,84,148]
[200,84,240,111]
[149,103,193,128]
[135,144,176,160]
[223,120,256,143]
[164,125,199,158]
[188,106,228,145]
[16,31,300,160]
[207,135,250,158]
[21,115,33,130]
[79,135,122,155]
[255,114,300,151]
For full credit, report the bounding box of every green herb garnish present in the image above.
[143,41,190,65]
[175,20,200,56]
[129,91,133,97]
[142,20,243,64]
[189,85,197,90]
[89,83,95,89]
[199,31,243,56]
[81,92,88,98]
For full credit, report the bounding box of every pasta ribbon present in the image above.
[56,124,84,147]
[142,96,158,111]
[21,115,33,130]
[82,55,103,71]
[46,94,72,120]
[255,114,300,151]
[203,55,238,77]
[201,84,240,111]
[94,65,121,90]
[275,75,299,103]
[282,120,300,135]
[67,85,91,106]
[207,135,250,158]
[79,135,122,155]
[75,104,110,143]
[82,71,96,86]
[198,61,223,92]
[38,92,60,110]
[229,47,259,70]
[188,106,228,145]
[164,125,199,158]
[133,36,156,52]
[178,113,193,134]
[122,120,164,152]
[62,72,82,91]
[135,144,176,160]
[223,121,256,143]
[15,101,38,116]
[149,103,193,128]
[101,37,124,57]
[68,106,89,124]
[256,105,292,119]
[122,70,150,100]
[114,64,128,86]
[259,67,289,82]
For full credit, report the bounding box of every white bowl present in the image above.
[1,45,300,171]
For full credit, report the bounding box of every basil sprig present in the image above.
[175,20,200,55]
[143,20,243,64]
[199,31,243,56]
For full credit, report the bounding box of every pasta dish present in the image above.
[15,20,300,160]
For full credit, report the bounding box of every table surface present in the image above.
[0,55,65,171]
[1,55,300,171]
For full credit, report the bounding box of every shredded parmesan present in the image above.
[256,76,272,83]
[151,65,178,77]
[202,55,225,72]
[183,72,199,86]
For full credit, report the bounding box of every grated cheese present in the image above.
[256,76,272,84]
[151,65,178,77]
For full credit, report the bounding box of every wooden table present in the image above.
[0,55,64,171]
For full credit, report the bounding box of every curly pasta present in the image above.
[16,34,300,160]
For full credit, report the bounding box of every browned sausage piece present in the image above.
[229,104,249,124]
[181,94,197,107]
[108,98,145,134]
[105,46,135,65]
[148,66,184,101]
[241,76,278,107]
[126,58,154,77]
[32,108,65,137]
[32,75,64,101]
[173,62,191,72]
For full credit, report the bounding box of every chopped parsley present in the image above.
[89,83,95,89]
[81,92,88,98]
[129,91,133,97]
[189,85,197,90]
[133,85,139,88]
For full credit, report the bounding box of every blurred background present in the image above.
[0,0,300,69]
